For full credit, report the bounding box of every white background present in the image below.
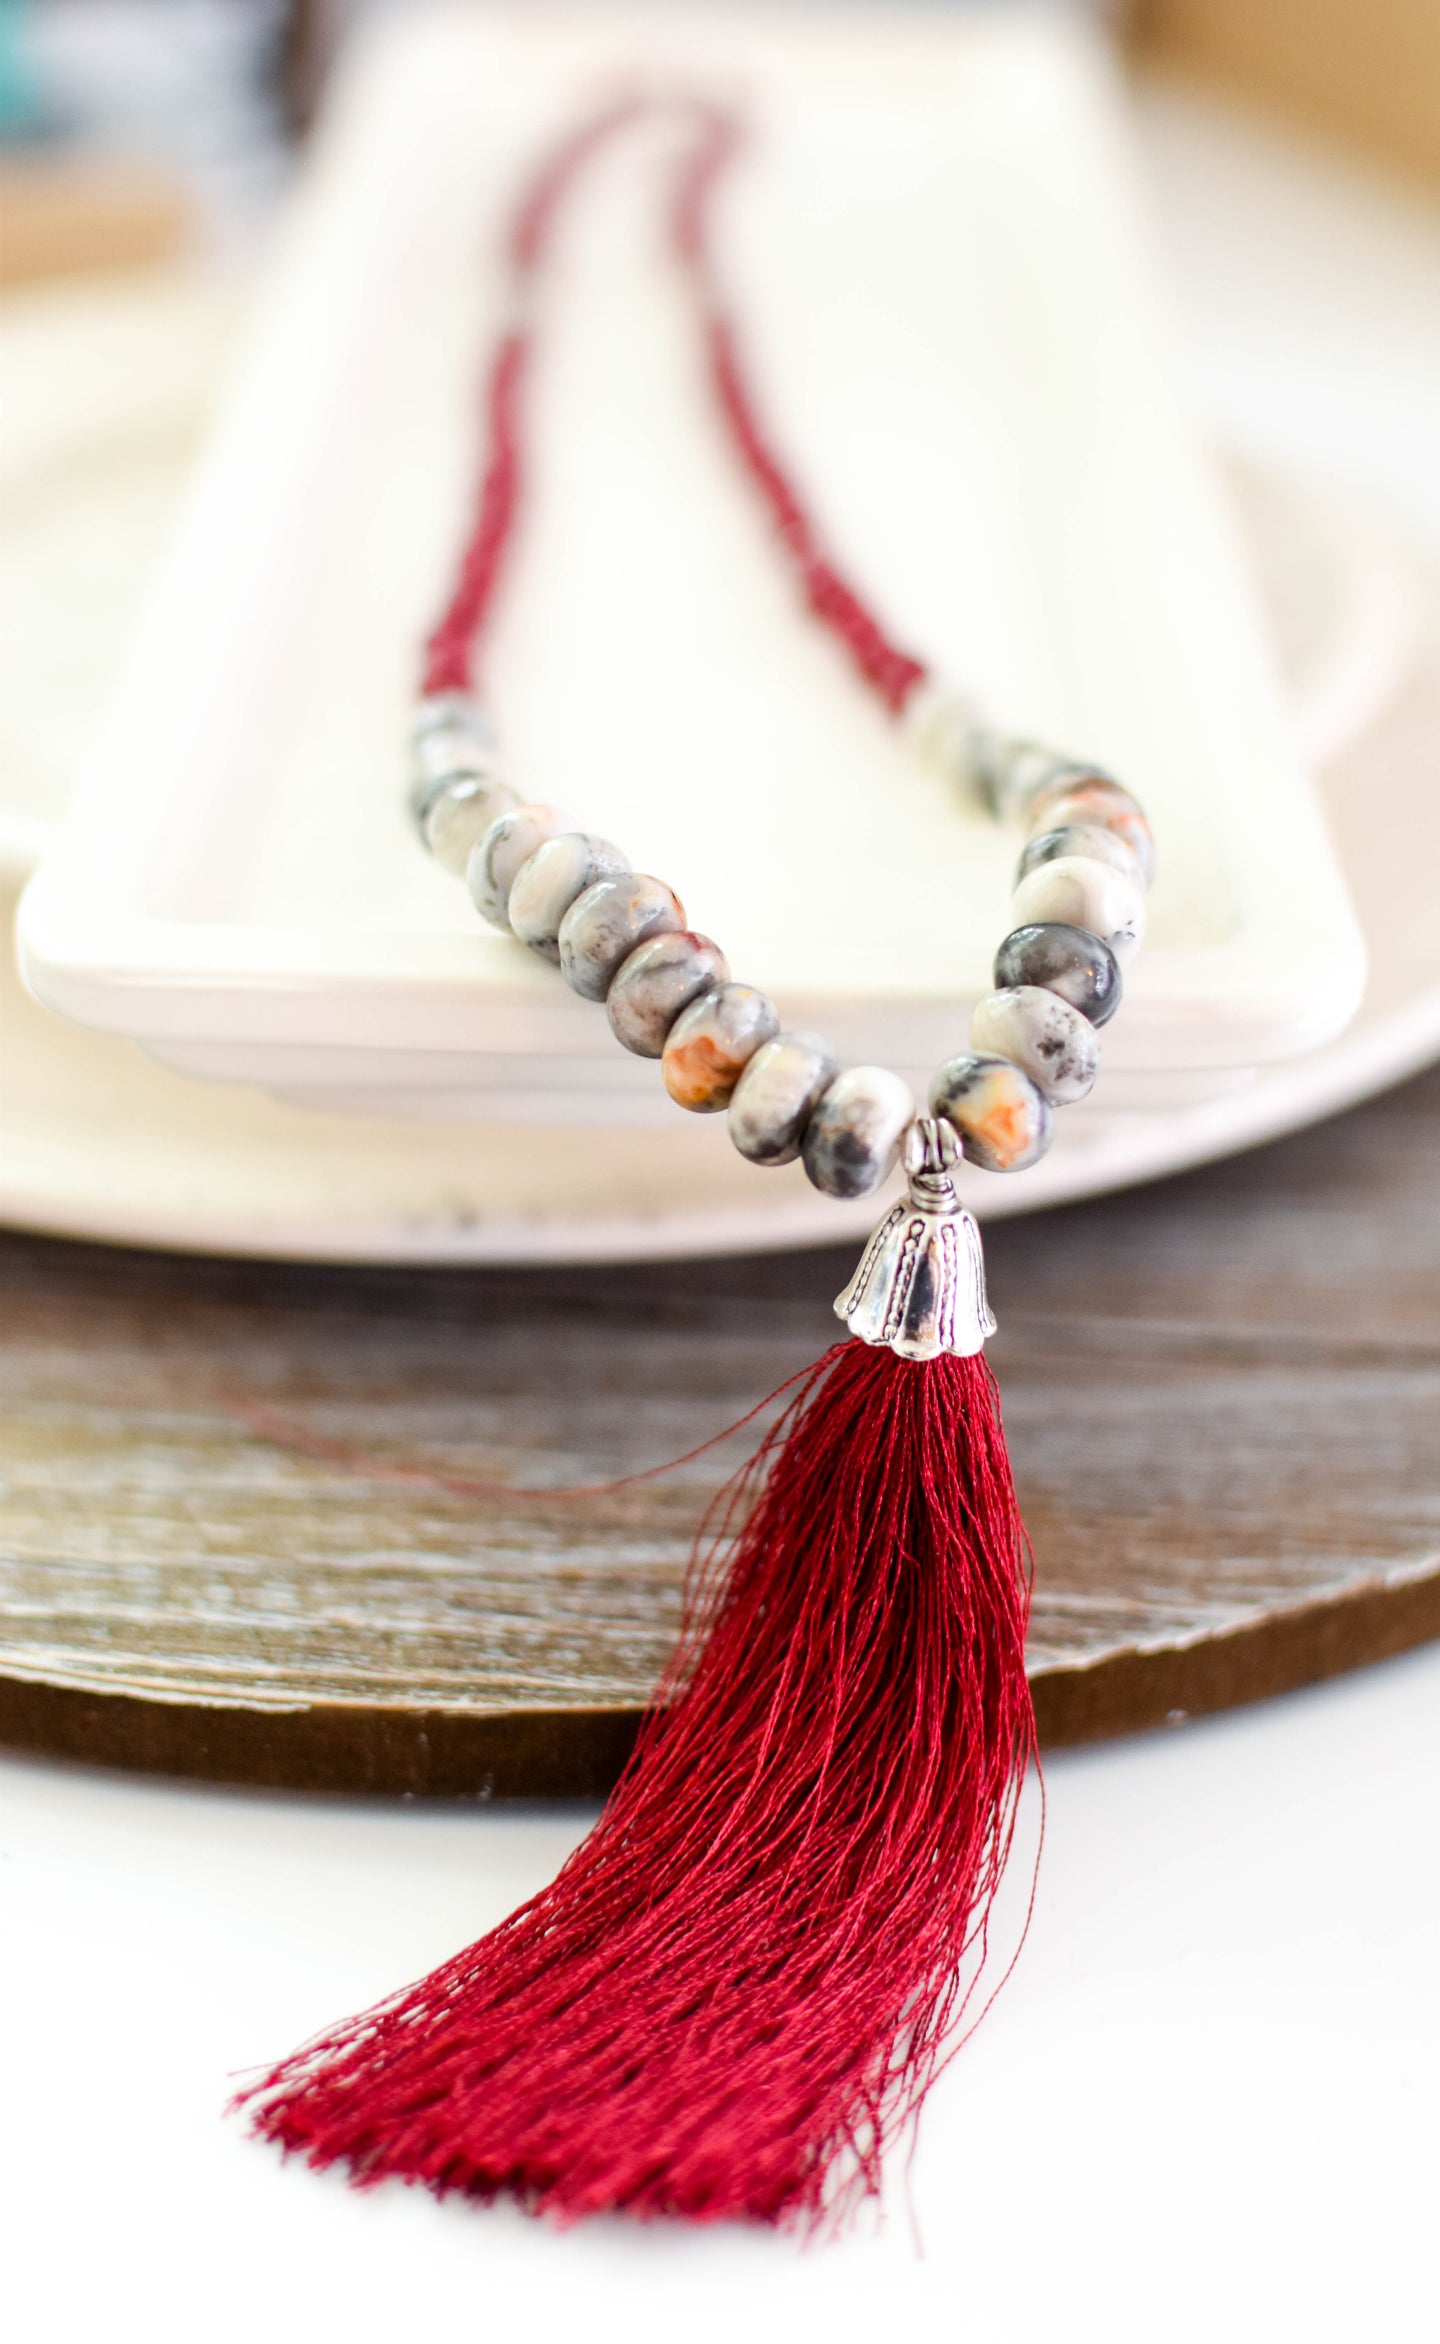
[4,1638,1437,2343]
[6,34,1440,2344]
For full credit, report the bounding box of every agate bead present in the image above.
[1024,770,1155,883]
[930,1052,1053,1173]
[508,832,630,962]
[728,1031,840,1167]
[558,873,685,1002]
[467,803,574,931]
[1009,855,1145,966]
[973,737,1079,820]
[970,985,1099,1106]
[607,931,730,1057]
[1016,820,1143,888]
[408,694,501,825]
[802,1065,914,1199]
[994,921,1122,1028]
[421,774,521,876]
[663,983,779,1112]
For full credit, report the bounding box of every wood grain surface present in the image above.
[2,1064,1438,1795]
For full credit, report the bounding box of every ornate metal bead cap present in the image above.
[834,1117,997,1362]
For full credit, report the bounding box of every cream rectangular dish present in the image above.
[17,3,1365,1122]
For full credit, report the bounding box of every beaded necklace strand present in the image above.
[407,92,1155,1246]
[245,91,1156,2233]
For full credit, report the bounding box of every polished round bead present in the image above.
[508,832,630,962]
[662,983,779,1112]
[558,873,686,1002]
[1024,770,1155,883]
[802,1066,914,1199]
[1016,820,1143,888]
[994,921,1122,1027]
[970,985,1099,1105]
[728,1031,839,1167]
[1009,855,1146,966]
[466,803,574,931]
[421,775,521,876]
[606,931,729,1057]
[930,1052,1053,1173]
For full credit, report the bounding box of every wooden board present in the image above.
[2,1062,1438,1796]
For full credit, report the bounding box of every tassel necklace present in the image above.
[243,93,1155,2230]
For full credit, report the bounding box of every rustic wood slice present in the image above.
[2,1063,1438,1796]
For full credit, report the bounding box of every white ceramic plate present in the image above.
[1,459,1436,1262]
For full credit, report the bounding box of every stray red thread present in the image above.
[420,93,929,712]
[220,1365,812,1509]
[240,1340,1036,2229]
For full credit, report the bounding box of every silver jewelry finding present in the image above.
[834,1118,996,1362]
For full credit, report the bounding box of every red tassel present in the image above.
[242,1337,1036,2229]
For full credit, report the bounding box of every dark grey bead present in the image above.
[993,922,1122,1028]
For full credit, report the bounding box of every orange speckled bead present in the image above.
[662,983,779,1113]
[929,1051,1053,1174]
[1024,771,1155,883]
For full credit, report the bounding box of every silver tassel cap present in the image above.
[834,1117,997,1362]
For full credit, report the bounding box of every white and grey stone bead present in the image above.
[407,694,501,824]
[994,921,1122,1027]
[466,802,575,931]
[607,930,729,1057]
[420,775,521,877]
[930,1051,1053,1173]
[662,983,779,1113]
[557,873,686,1002]
[1024,770,1156,884]
[1009,854,1146,967]
[412,725,498,792]
[801,1065,914,1200]
[728,1031,840,1167]
[970,985,1100,1106]
[508,832,630,962]
[1016,820,1143,888]
[972,735,1083,821]
[903,683,989,807]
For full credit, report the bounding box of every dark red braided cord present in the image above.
[422,93,929,713]
[422,99,646,696]
[421,328,528,696]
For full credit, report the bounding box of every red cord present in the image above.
[421,94,929,714]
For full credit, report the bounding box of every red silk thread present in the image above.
[240,1341,1037,2228]
[421,94,929,712]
